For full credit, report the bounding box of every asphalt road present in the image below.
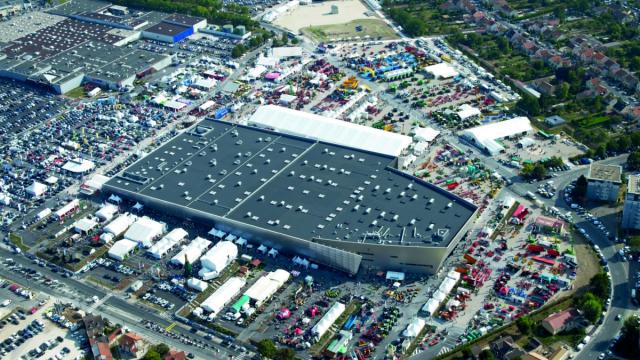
[0,246,238,360]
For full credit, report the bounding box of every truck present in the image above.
[526,191,537,200]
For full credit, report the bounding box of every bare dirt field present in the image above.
[275,0,394,37]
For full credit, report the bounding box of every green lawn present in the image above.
[8,233,29,252]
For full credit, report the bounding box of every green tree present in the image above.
[154,344,170,357]
[516,315,534,335]
[231,44,246,58]
[276,348,297,360]
[615,316,640,358]
[516,94,541,116]
[257,339,278,358]
[577,292,603,323]
[589,272,610,300]
[627,150,640,171]
[479,349,495,360]
[572,174,588,203]
[556,82,570,100]
[184,256,193,278]
[142,350,162,360]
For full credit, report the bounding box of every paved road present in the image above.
[0,246,238,360]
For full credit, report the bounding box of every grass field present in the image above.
[302,18,397,42]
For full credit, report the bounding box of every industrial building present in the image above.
[142,22,193,43]
[461,117,532,155]
[104,116,477,275]
[586,163,622,202]
[0,4,176,93]
[622,175,640,230]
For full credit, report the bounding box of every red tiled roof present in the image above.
[544,309,575,331]
[164,350,187,360]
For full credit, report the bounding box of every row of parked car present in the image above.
[0,318,43,358]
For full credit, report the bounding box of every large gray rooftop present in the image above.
[107,119,477,248]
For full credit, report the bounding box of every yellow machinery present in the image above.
[341,76,359,90]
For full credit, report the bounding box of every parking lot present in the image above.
[0,298,86,360]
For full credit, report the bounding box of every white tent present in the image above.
[257,244,268,254]
[108,239,138,261]
[403,318,425,338]
[62,158,95,173]
[35,208,52,221]
[26,181,47,197]
[73,217,98,234]
[462,117,532,155]
[95,204,118,222]
[235,237,247,247]
[456,104,481,120]
[248,105,412,157]
[413,127,440,143]
[270,46,303,59]
[438,277,457,295]
[103,213,136,237]
[171,237,211,266]
[124,217,165,248]
[447,270,461,281]
[187,278,209,292]
[424,63,459,79]
[312,302,346,339]
[421,298,440,316]
[198,241,238,280]
[54,199,79,219]
[201,277,246,316]
[267,248,279,258]
[244,269,290,306]
[147,228,188,259]
[207,228,226,238]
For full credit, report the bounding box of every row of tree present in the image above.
[114,0,257,28]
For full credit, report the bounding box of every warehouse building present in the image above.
[104,116,477,275]
[622,175,640,230]
[142,22,193,43]
[586,163,622,202]
[0,17,170,93]
[462,117,532,155]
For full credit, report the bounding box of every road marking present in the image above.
[165,322,177,332]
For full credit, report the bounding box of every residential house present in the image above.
[586,78,609,96]
[604,59,620,75]
[490,336,527,360]
[533,79,556,96]
[541,308,580,335]
[164,350,186,360]
[90,340,113,360]
[82,314,115,360]
[622,105,640,120]
[119,332,148,358]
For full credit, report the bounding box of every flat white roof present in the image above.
[462,117,532,154]
[270,46,302,58]
[424,62,459,79]
[62,158,95,173]
[247,105,412,157]
[456,104,481,120]
[413,127,440,142]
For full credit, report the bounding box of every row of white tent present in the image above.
[196,268,291,318]
[420,270,461,317]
